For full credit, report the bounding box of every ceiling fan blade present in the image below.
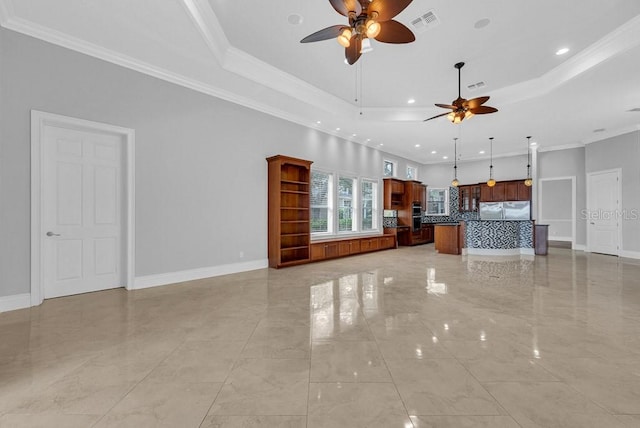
[435,103,457,110]
[469,105,498,115]
[346,35,362,65]
[374,20,415,44]
[328,0,362,17]
[368,0,412,21]
[300,25,347,43]
[464,96,490,109]
[424,112,451,122]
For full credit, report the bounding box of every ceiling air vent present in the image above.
[627,108,640,112]
[410,10,440,33]
[467,81,486,91]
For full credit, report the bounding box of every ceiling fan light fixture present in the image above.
[360,38,373,54]
[337,28,352,48]
[365,19,381,38]
[464,110,474,120]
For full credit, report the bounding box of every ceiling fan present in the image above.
[425,62,498,124]
[300,0,415,65]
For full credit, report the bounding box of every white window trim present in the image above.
[426,187,450,216]
[337,174,358,234]
[383,159,397,178]
[406,165,418,180]
[361,177,380,232]
[310,168,334,238]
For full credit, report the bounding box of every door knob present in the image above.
[46,231,61,237]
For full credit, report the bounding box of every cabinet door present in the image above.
[479,184,491,202]
[338,241,351,257]
[383,181,393,209]
[310,243,325,261]
[325,243,339,259]
[350,239,361,254]
[505,181,519,201]
[492,182,505,201]
[517,181,531,201]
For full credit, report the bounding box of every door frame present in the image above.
[30,110,136,306]
[586,168,621,256]
[537,176,576,246]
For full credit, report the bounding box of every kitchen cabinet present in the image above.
[267,155,312,268]
[434,224,461,255]
[480,182,505,202]
[421,224,434,243]
[479,180,530,203]
[505,180,531,201]
[383,178,405,209]
[310,235,395,262]
[458,185,480,212]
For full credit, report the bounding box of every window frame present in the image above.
[310,169,334,237]
[360,178,379,232]
[337,174,358,234]
[406,165,418,180]
[426,187,450,216]
[383,159,397,178]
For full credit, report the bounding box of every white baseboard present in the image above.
[0,293,31,313]
[573,244,586,251]
[462,248,535,256]
[133,259,269,290]
[549,236,573,242]
[619,250,640,260]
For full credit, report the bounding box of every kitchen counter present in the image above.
[463,220,534,255]
[434,223,462,255]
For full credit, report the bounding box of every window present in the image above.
[406,165,417,180]
[311,170,379,236]
[426,188,449,216]
[361,179,378,231]
[383,160,396,177]
[338,176,357,232]
[311,171,333,234]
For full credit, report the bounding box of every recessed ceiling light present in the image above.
[479,150,485,154]
[336,128,341,131]
[379,143,384,146]
[366,138,371,142]
[443,156,448,160]
[556,47,570,56]
[431,150,437,154]
[287,14,303,25]
[415,144,421,148]
[352,134,357,137]
[408,99,416,104]
[316,121,321,124]
[474,18,491,29]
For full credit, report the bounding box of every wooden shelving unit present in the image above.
[267,155,313,268]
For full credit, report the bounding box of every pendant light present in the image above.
[524,136,533,187]
[451,137,459,187]
[487,137,496,187]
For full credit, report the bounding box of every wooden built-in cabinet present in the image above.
[458,185,481,212]
[267,155,312,268]
[479,180,531,202]
[383,178,405,209]
[434,224,462,255]
[310,235,396,262]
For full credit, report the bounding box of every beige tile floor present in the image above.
[1,245,640,427]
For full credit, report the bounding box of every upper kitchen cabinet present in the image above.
[459,185,480,212]
[480,180,531,202]
[383,178,405,209]
[480,181,505,202]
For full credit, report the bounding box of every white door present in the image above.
[42,125,124,298]
[587,170,620,256]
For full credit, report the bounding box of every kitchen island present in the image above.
[463,220,534,256]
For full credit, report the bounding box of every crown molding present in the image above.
[537,143,585,153]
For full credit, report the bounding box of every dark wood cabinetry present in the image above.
[383,178,405,209]
[480,180,531,202]
[434,224,462,255]
[311,235,396,262]
[267,155,312,268]
[458,185,480,212]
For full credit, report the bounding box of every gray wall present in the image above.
[585,131,640,253]
[538,147,587,246]
[0,28,413,297]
